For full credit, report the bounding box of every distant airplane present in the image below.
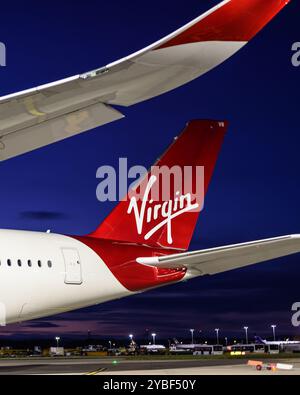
[0,0,290,160]
[170,339,204,352]
[139,345,167,354]
[1,119,300,325]
[255,336,300,346]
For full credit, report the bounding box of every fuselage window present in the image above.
[7,259,11,267]
[17,259,22,267]
[28,260,32,267]
[37,260,42,268]
[47,260,52,268]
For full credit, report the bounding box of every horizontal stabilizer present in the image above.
[137,235,300,277]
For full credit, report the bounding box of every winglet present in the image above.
[157,0,290,49]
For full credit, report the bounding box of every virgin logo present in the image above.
[127,175,200,245]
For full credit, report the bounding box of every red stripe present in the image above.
[157,0,289,49]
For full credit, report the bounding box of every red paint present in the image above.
[73,236,186,292]
[90,120,227,250]
[158,0,289,49]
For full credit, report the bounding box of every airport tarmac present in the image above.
[0,357,299,375]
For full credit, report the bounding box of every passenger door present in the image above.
[61,248,82,285]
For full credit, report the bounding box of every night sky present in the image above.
[0,0,300,344]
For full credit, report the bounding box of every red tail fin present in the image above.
[90,120,227,250]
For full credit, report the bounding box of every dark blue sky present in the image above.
[0,0,300,343]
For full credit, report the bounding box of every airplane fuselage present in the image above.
[0,229,185,325]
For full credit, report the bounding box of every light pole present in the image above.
[55,336,60,348]
[129,334,133,341]
[190,329,195,345]
[152,333,156,345]
[271,325,277,341]
[244,327,249,344]
[215,328,219,345]
[225,337,228,347]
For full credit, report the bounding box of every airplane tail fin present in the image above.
[90,120,227,250]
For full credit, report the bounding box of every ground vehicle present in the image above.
[267,344,280,354]
[229,343,280,354]
[193,345,223,356]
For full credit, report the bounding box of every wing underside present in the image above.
[0,0,289,160]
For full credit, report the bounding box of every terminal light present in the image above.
[215,328,220,345]
[271,325,277,341]
[190,329,195,345]
[55,336,60,348]
[243,327,249,344]
[151,333,156,345]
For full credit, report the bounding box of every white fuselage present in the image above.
[0,229,130,324]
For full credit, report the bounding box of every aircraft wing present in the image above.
[136,235,300,278]
[0,0,289,160]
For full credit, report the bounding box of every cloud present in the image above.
[19,211,68,220]
[25,321,60,328]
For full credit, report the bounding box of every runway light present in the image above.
[112,360,118,365]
